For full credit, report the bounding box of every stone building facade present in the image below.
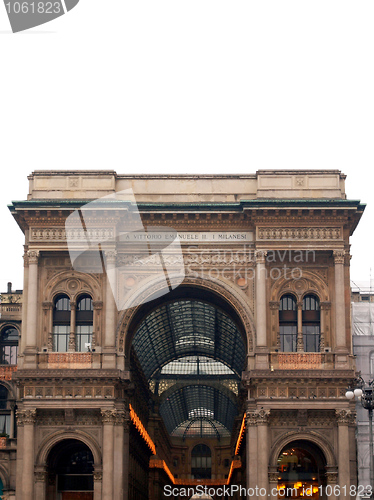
[351,287,374,490]
[3,170,365,499]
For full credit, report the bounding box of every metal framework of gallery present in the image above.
[0,170,365,500]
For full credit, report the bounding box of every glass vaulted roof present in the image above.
[133,299,246,439]
[160,385,237,437]
[133,300,246,379]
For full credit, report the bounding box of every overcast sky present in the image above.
[1,1,373,293]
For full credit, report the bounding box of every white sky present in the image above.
[0,1,373,292]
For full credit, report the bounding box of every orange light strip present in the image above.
[227,459,242,484]
[150,459,175,483]
[235,412,246,455]
[150,458,242,486]
[129,404,156,455]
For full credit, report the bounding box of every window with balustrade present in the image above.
[279,293,321,352]
[52,294,94,352]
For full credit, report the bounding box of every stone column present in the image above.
[68,301,76,352]
[255,250,268,369]
[113,409,129,500]
[256,409,270,500]
[123,418,130,500]
[17,409,37,500]
[34,466,47,500]
[325,467,338,500]
[268,469,279,500]
[296,301,304,352]
[15,421,24,500]
[336,410,354,499]
[94,468,103,500]
[320,302,331,352]
[42,302,53,351]
[101,409,115,500]
[9,403,15,439]
[246,411,258,496]
[25,251,39,353]
[103,251,117,368]
[333,251,347,352]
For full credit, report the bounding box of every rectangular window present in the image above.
[52,325,70,352]
[0,414,11,435]
[303,325,320,352]
[76,325,93,352]
[280,325,297,352]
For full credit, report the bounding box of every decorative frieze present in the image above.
[30,227,114,242]
[22,384,115,400]
[47,352,92,369]
[258,227,341,240]
[278,353,323,370]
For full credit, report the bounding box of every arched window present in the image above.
[0,327,19,365]
[302,294,320,352]
[76,295,93,352]
[279,295,297,352]
[191,444,212,479]
[53,295,71,352]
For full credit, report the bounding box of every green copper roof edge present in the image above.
[8,198,365,210]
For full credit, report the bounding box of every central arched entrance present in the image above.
[277,440,327,499]
[46,439,94,500]
[128,285,248,496]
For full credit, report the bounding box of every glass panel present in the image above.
[0,345,18,365]
[53,325,70,352]
[280,295,297,311]
[76,325,93,352]
[303,295,320,311]
[280,325,297,352]
[303,325,320,352]
[55,296,71,311]
[0,415,11,435]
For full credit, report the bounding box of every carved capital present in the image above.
[93,301,103,310]
[255,250,267,264]
[336,409,355,425]
[27,250,40,264]
[105,250,117,264]
[93,470,103,481]
[269,471,280,483]
[101,409,117,424]
[269,301,280,310]
[320,301,331,311]
[246,408,270,425]
[333,250,345,265]
[17,409,37,425]
[325,470,338,484]
[69,302,77,311]
[42,301,53,311]
[34,467,47,482]
[114,409,130,426]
